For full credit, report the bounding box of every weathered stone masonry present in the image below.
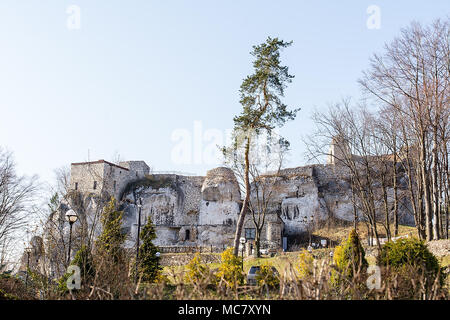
[68,155,414,251]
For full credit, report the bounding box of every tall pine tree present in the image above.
[223,37,299,255]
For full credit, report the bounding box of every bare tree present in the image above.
[248,135,289,257]
[223,131,289,257]
[0,147,38,269]
[359,19,450,240]
[307,100,396,250]
[34,164,111,278]
[110,151,125,165]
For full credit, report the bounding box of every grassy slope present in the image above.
[313,222,417,245]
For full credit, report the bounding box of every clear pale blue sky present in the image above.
[0,1,448,185]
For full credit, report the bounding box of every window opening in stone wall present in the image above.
[245,228,256,240]
[93,181,97,190]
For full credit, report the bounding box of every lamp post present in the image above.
[65,209,78,264]
[239,237,246,271]
[135,198,143,283]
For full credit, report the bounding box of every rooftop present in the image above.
[71,159,130,171]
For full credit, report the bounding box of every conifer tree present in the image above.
[223,37,299,255]
[96,197,126,262]
[137,217,161,282]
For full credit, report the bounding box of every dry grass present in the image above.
[313,222,416,245]
[3,223,448,300]
[156,227,449,300]
[3,246,448,300]
[152,256,449,300]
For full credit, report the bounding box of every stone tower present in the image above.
[327,135,351,165]
[69,159,150,199]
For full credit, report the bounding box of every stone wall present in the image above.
[70,161,106,195]
[119,161,150,179]
[197,168,241,246]
[70,160,147,199]
[23,141,424,280]
[121,174,203,247]
[120,169,242,248]
[159,253,221,266]
[67,159,416,252]
[251,166,327,239]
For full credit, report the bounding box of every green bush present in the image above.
[72,245,95,280]
[96,197,127,262]
[377,237,443,284]
[57,245,95,294]
[0,288,18,300]
[256,263,279,289]
[296,250,315,279]
[184,253,209,284]
[216,248,244,288]
[331,230,368,286]
[57,272,71,294]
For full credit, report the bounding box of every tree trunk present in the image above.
[393,154,399,237]
[233,136,251,256]
[420,136,433,241]
[381,178,391,241]
[351,178,358,231]
[431,131,440,240]
[254,231,261,258]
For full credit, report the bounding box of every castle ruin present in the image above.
[66,140,415,254]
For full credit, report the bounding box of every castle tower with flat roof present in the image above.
[69,159,150,199]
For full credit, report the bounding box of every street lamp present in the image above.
[135,198,143,283]
[65,209,78,264]
[155,252,160,258]
[239,237,246,271]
